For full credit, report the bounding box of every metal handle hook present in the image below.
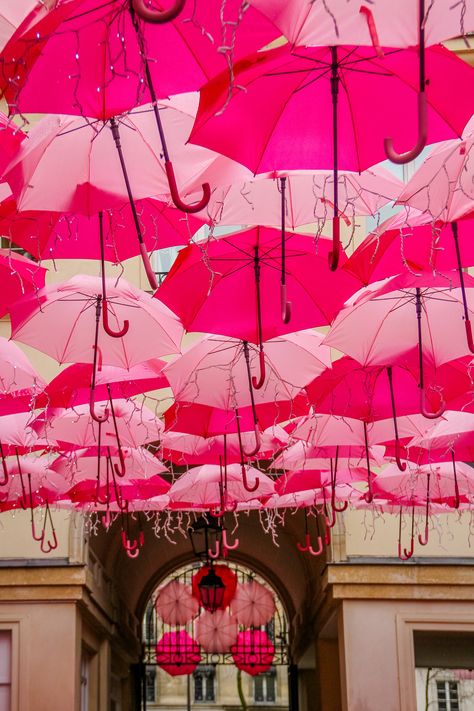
[102,297,129,338]
[384,92,428,164]
[131,0,186,23]
[251,349,266,390]
[165,160,210,214]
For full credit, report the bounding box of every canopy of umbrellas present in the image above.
[153,572,277,677]
[0,1,473,561]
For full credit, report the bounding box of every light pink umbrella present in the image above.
[163,331,330,410]
[199,166,403,229]
[271,440,386,472]
[230,581,276,628]
[155,580,199,627]
[195,610,238,653]
[0,336,45,395]
[155,631,201,677]
[31,400,163,450]
[231,630,275,676]
[408,410,474,458]
[161,425,288,466]
[247,0,474,47]
[324,272,474,415]
[168,464,275,510]
[9,274,183,369]
[51,446,168,485]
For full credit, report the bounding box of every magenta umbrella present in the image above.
[156,631,201,677]
[37,359,168,410]
[0,1,56,52]
[0,248,46,318]
[231,630,275,676]
[190,43,474,267]
[156,227,359,372]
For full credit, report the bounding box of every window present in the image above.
[193,665,216,703]
[80,651,90,711]
[254,668,277,704]
[152,246,181,285]
[145,667,156,703]
[0,631,11,711]
[436,680,460,711]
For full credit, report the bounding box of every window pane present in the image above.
[205,675,215,702]
[267,673,276,702]
[254,676,264,702]
[194,674,204,702]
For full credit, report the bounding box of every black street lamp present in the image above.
[188,515,221,563]
[197,566,226,613]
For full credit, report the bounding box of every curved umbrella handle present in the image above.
[328,216,340,271]
[165,160,210,214]
[140,243,158,290]
[222,529,239,550]
[101,508,112,530]
[323,520,331,547]
[394,441,407,472]
[384,92,427,164]
[102,297,129,338]
[0,443,8,486]
[398,540,414,560]
[465,319,474,354]
[41,528,58,554]
[281,283,291,324]
[241,463,260,493]
[131,0,186,23]
[89,391,109,423]
[251,349,266,390]
[420,388,445,420]
[208,540,220,559]
[121,530,138,553]
[296,532,310,553]
[113,446,126,478]
[307,536,324,556]
[418,524,429,546]
[242,426,261,458]
[332,498,348,513]
[359,5,384,57]
[325,505,337,529]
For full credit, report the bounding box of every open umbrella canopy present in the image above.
[195,609,238,653]
[230,580,276,628]
[0,248,46,318]
[155,580,199,627]
[231,630,275,676]
[155,630,201,677]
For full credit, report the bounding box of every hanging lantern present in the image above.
[197,567,226,613]
[188,515,221,562]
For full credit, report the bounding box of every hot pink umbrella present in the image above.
[190,43,474,266]
[230,581,275,628]
[195,609,238,653]
[0,197,204,263]
[168,464,275,510]
[156,227,359,363]
[0,113,25,174]
[155,631,201,677]
[37,359,168,410]
[0,248,46,318]
[155,580,199,627]
[231,630,275,676]
[1,0,277,120]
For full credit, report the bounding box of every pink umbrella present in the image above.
[195,609,238,653]
[155,580,199,626]
[190,43,474,266]
[0,113,25,175]
[271,440,386,472]
[37,359,168,410]
[9,274,182,420]
[0,197,204,263]
[0,336,46,395]
[1,0,277,119]
[231,630,275,676]
[0,248,46,318]
[51,446,168,485]
[199,166,403,230]
[164,331,329,452]
[247,0,474,48]
[324,272,474,416]
[156,227,359,368]
[0,1,57,52]
[305,351,474,468]
[161,425,288,466]
[155,631,201,677]
[230,581,275,628]
[31,400,163,450]
[408,410,474,461]
[168,464,275,511]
